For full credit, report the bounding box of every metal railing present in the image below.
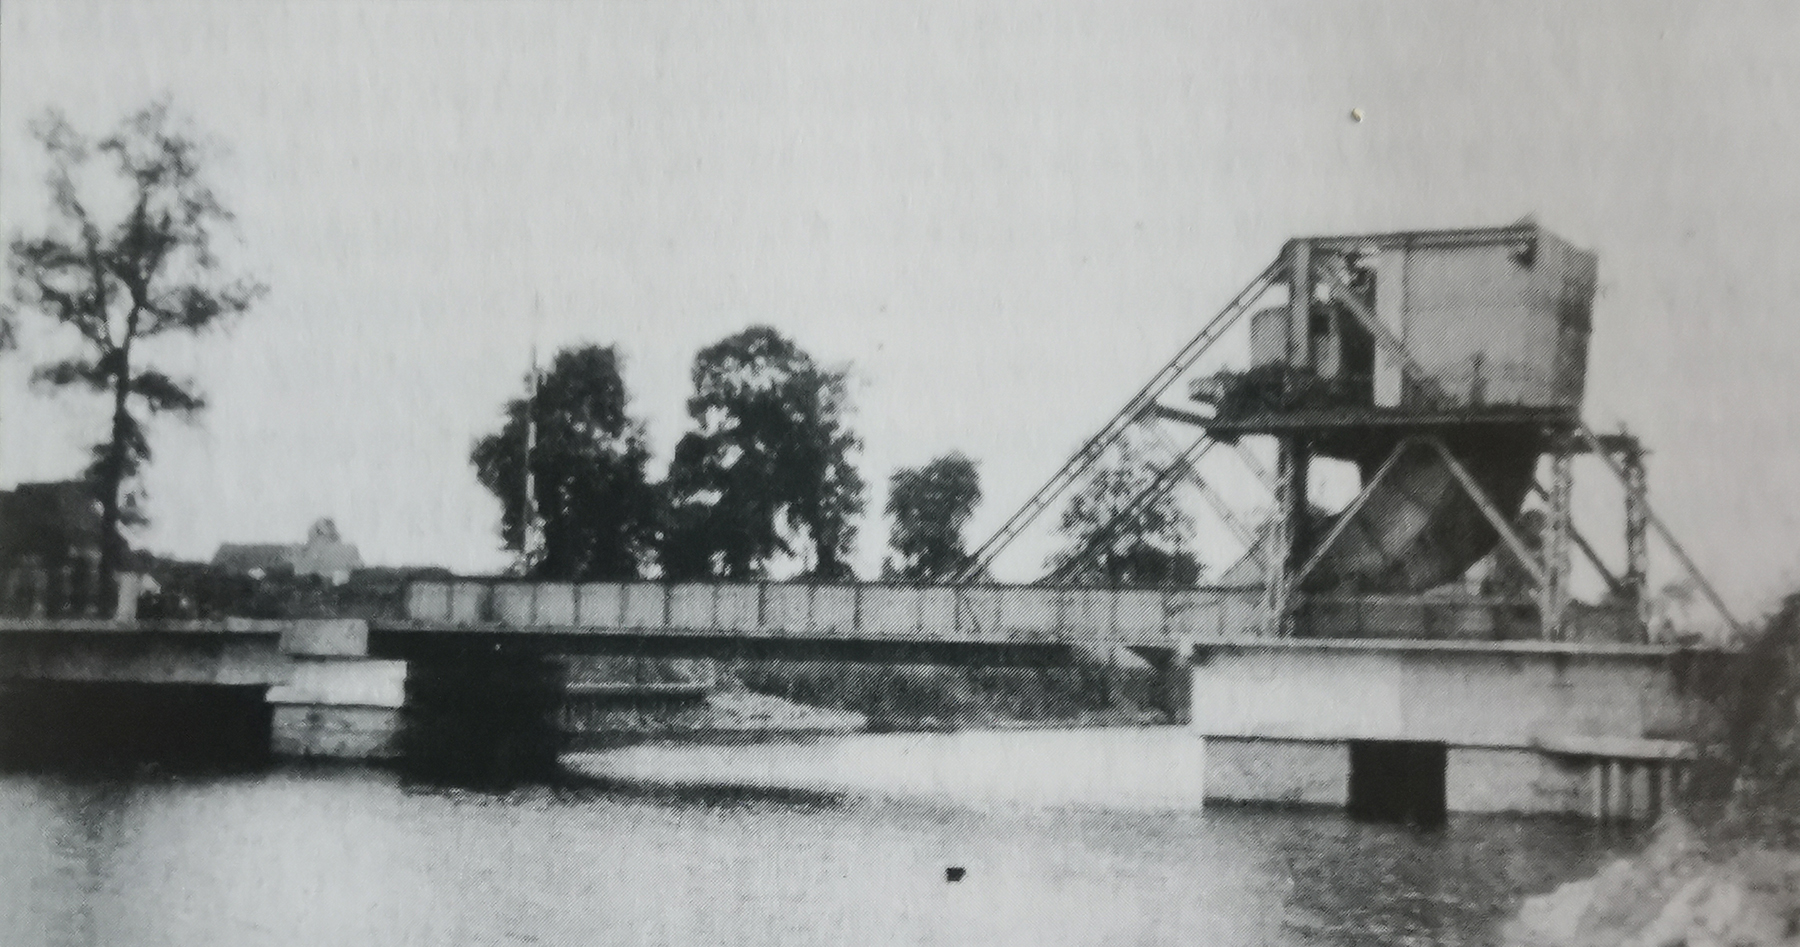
[404,579,1269,649]
[0,565,414,622]
[1290,593,1646,643]
[0,562,114,618]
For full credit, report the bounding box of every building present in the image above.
[212,518,364,585]
[0,481,104,568]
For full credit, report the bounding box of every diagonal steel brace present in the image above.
[1286,437,1420,595]
[1427,437,1547,590]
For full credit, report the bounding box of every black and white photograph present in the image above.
[2,3,1798,945]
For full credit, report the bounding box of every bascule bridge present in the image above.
[0,223,1740,822]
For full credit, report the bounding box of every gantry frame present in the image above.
[960,225,1744,642]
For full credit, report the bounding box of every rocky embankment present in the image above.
[1505,818,1800,947]
[564,652,1164,739]
[1507,594,1800,946]
[658,687,869,734]
[560,682,868,742]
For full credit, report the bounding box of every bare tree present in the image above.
[7,100,264,585]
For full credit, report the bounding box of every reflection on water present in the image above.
[569,727,1212,810]
[0,730,1639,947]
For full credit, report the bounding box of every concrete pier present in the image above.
[1187,638,1708,820]
[266,620,407,758]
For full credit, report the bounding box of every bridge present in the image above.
[0,576,1720,823]
[0,579,1252,760]
[0,224,1745,822]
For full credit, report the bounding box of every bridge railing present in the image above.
[0,564,418,622]
[1294,593,1647,643]
[402,580,1270,649]
[0,562,115,619]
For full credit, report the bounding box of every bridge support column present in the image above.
[1619,440,1651,629]
[1267,437,1310,637]
[267,620,407,759]
[1540,449,1573,640]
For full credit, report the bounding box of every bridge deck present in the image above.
[394,579,1266,659]
[3,581,1638,666]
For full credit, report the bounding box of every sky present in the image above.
[3,2,1799,621]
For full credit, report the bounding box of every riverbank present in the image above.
[561,651,1166,744]
[562,686,869,747]
[730,652,1168,731]
[1505,593,1800,946]
[1504,817,1800,947]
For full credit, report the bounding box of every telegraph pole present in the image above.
[514,298,547,576]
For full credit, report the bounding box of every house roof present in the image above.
[291,540,363,577]
[211,519,364,577]
[211,543,296,572]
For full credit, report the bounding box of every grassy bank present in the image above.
[1696,593,1800,848]
[554,648,1167,743]
[730,651,1167,731]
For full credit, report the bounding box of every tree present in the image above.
[472,344,659,580]
[6,100,265,586]
[1048,437,1200,587]
[662,326,865,580]
[884,452,982,582]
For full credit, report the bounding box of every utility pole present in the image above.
[514,299,547,577]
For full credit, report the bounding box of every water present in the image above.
[570,727,1213,810]
[0,729,1638,947]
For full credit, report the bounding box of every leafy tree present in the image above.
[1048,437,1200,587]
[472,344,659,580]
[662,326,864,580]
[6,100,265,585]
[884,452,982,582]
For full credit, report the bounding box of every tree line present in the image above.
[469,332,999,584]
[4,100,1202,591]
[471,331,1203,586]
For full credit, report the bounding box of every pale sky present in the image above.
[3,2,1799,619]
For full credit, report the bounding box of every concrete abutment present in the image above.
[1186,639,1711,821]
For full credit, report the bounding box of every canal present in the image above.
[0,728,1639,947]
